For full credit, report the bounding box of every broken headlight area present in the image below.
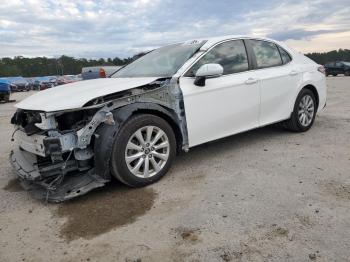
[11,108,99,134]
[11,110,42,135]
[10,108,109,202]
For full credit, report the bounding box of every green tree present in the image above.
[305,49,350,64]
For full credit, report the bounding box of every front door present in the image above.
[179,39,260,147]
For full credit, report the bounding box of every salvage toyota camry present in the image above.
[10,35,327,202]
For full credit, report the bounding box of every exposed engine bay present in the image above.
[10,78,188,202]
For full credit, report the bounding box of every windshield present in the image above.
[343,62,350,66]
[112,41,206,78]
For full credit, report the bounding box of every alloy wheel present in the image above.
[298,94,315,127]
[125,126,170,178]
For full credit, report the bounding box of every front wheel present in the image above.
[110,114,176,187]
[283,89,316,132]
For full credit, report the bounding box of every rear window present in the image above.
[250,40,283,69]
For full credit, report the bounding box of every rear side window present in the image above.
[278,47,292,64]
[185,40,249,76]
[250,40,282,69]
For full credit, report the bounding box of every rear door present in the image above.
[180,39,260,147]
[247,39,301,126]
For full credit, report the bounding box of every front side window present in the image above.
[185,40,249,77]
[250,40,282,69]
[278,46,292,64]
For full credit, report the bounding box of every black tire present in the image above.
[283,89,317,132]
[345,71,350,76]
[332,74,337,77]
[110,114,176,187]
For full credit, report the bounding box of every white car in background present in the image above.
[10,35,327,202]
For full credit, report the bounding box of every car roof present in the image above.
[171,35,293,54]
[203,34,270,42]
[0,78,10,84]
[179,34,270,44]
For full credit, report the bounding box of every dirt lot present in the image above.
[0,77,349,262]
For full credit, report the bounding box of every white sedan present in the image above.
[10,35,327,201]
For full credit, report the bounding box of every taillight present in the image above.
[318,65,326,75]
[99,68,106,78]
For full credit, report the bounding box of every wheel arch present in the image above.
[288,82,321,119]
[302,84,319,111]
[93,102,184,180]
[113,103,183,154]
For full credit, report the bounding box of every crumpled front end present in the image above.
[9,78,189,202]
[9,109,111,202]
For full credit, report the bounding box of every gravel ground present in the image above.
[0,77,349,262]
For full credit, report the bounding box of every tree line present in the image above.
[1,49,349,77]
[305,49,350,65]
[0,55,136,77]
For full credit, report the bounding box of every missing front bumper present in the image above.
[10,149,109,202]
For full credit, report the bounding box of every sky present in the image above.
[0,0,349,58]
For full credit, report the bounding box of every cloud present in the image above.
[267,29,346,41]
[0,0,349,58]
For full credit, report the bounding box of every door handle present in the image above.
[245,78,258,85]
[289,70,298,76]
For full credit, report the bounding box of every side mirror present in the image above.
[194,63,224,86]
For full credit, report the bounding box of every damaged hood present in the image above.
[15,77,159,112]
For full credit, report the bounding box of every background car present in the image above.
[0,78,11,102]
[25,78,35,90]
[75,74,83,81]
[33,76,54,90]
[81,66,122,80]
[57,75,80,85]
[8,77,30,92]
[47,76,59,86]
[325,61,350,76]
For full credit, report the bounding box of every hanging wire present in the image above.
[45,149,74,202]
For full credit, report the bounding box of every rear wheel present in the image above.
[110,114,176,187]
[345,71,350,76]
[283,89,316,132]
